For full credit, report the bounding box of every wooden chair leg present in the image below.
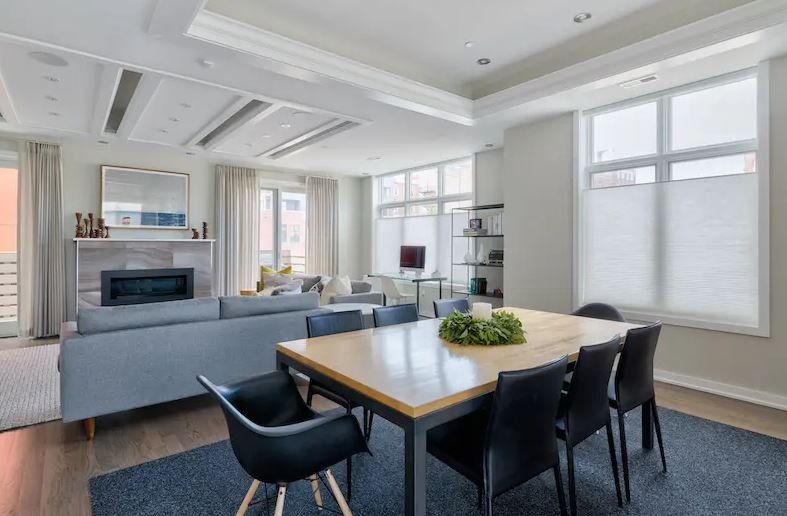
[236,479,260,516]
[553,463,568,516]
[325,469,353,516]
[309,475,323,509]
[273,484,287,516]
[566,444,577,516]
[617,409,631,502]
[651,399,667,472]
[83,417,96,441]
[606,420,623,507]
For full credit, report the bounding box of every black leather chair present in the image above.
[433,298,470,318]
[306,311,374,444]
[610,321,666,502]
[557,337,623,516]
[198,371,368,515]
[427,356,570,516]
[373,303,419,327]
[572,303,625,322]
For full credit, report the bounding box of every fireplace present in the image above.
[101,268,194,306]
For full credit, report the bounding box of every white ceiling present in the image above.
[0,0,785,176]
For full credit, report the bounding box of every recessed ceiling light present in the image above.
[573,12,592,23]
[485,143,494,148]
[97,140,109,144]
[197,58,215,68]
[44,95,58,102]
[280,123,292,128]
[42,75,60,82]
[366,156,382,161]
[29,51,68,67]
[262,134,271,138]
[464,41,475,48]
[48,111,60,116]
[292,111,309,117]
[158,129,168,134]
[168,117,180,122]
[244,143,253,147]
[477,58,492,66]
[180,102,192,109]
[186,151,195,155]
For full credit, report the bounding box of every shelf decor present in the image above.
[438,305,526,346]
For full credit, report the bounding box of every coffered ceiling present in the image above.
[0,0,785,175]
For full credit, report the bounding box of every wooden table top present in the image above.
[277,307,641,418]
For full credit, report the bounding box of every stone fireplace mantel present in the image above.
[74,238,214,311]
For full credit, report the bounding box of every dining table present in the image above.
[276,307,644,516]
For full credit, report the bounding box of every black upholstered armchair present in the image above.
[198,371,369,515]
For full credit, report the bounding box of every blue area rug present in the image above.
[90,406,786,515]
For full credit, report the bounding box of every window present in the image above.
[0,163,18,337]
[259,188,307,272]
[374,157,473,278]
[579,71,766,335]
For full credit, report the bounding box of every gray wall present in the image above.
[474,148,504,205]
[501,58,787,406]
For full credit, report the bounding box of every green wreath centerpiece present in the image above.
[438,310,526,346]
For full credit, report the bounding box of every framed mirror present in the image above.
[101,165,189,229]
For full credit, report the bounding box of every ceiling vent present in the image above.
[265,120,361,159]
[104,69,143,133]
[620,74,659,89]
[196,99,272,149]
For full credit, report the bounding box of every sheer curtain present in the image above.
[215,165,260,296]
[374,213,462,276]
[306,176,338,275]
[18,141,65,337]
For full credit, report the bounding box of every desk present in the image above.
[276,307,642,516]
[368,273,448,313]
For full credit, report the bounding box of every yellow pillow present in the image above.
[259,265,292,290]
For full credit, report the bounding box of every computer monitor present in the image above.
[400,245,426,272]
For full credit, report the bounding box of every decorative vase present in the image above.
[476,243,486,264]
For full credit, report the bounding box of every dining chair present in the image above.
[433,298,470,318]
[373,303,419,327]
[198,371,368,516]
[379,276,416,305]
[609,321,666,502]
[427,356,570,516]
[557,336,623,516]
[306,311,375,444]
[572,303,625,322]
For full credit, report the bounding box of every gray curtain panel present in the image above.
[306,176,338,275]
[215,165,260,296]
[18,141,65,337]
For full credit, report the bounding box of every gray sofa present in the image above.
[293,274,383,305]
[59,293,329,427]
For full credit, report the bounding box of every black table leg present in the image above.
[276,352,289,373]
[437,280,443,300]
[404,419,427,516]
[415,282,421,314]
[642,400,653,450]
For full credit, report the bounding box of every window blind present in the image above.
[580,173,759,327]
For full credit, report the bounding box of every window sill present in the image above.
[620,309,769,338]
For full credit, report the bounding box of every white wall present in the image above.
[500,58,787,408]
[0,134,364,320]
[474,148,504,205]
[503,114,574,314]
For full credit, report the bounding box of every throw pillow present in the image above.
[320,275,352,305]
[259,265,292,289]
[272,279,304,296]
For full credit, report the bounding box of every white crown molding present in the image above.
[147,0,207,36]
[474,0,787,119]
[187,10,475,126]
[0,64,19,125]
[654,368,787,412]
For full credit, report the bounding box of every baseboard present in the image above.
[655,368,787,412]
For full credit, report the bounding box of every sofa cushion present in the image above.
[219,292,320,319]
[293,273,322,293]
[77,297,220,335]
[351,281,372,294]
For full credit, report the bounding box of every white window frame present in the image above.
[574,65,770,337]
[260,184,307,271]
[376,157,474,218]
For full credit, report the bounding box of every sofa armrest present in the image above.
[60,321,79,343]
[330,292,383,305]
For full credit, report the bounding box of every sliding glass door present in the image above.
[259,187,307,272]
[0,162,18,337]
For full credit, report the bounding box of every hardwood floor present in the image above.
[0,380,783,515]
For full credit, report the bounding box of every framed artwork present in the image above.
[101,165,189,229]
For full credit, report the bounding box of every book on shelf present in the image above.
[463,228,488,236]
